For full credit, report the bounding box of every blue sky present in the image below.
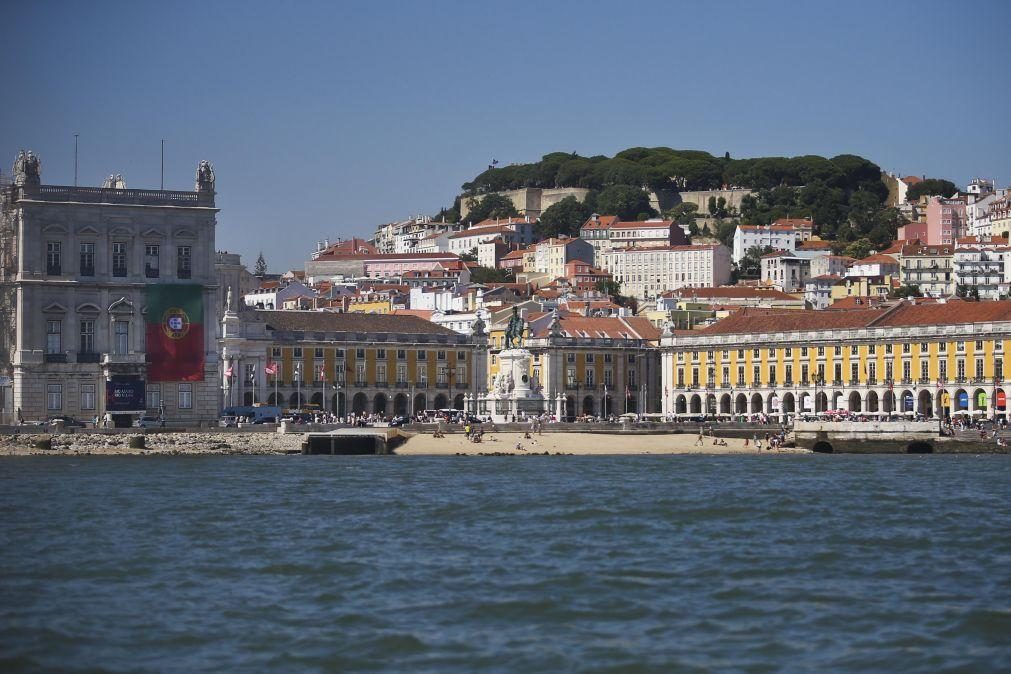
[3,0,1009,272]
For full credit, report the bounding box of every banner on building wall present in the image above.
[146,284,204,382]
[106,376,146,412]
[941,392,951,408]
[997,391,1006,409]
[976,391,987,408]
[803,397,813,412]
[903,393,914,411]
[957,391,969,410]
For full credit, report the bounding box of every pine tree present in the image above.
[254,252,267,277]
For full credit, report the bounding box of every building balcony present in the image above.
[354,380,368,387]
[955,377,968,384]
[867,378,877,386]
[832,379,843,386]
[76,352,101,363]
[901,378,913,385]
[395,381,409,388]
[104,352,146,366]
[435,382,449,389]
[46,266,62,276]
[415,382,428,389]
[79,266,95,277]
[43,353,67,363]
[455,383,469,389]
[918,377,931,385]
[971,377,987,384]
[849,379,859,386]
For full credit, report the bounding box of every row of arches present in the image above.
[560,395,638,419]
[669,388,1004,418]
[242,392,465,415]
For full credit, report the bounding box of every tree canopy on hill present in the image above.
[461,148,886,195]
[906,178,958,202]
[460,147,906,248]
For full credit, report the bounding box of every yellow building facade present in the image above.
[221,310,486,417]
[660,301,1011,420]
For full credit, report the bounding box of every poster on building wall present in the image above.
[106,377,146,412]
[146,284,204,381]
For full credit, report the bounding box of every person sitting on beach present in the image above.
[515,442,525,452]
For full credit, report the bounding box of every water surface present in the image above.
[2,454,1010,672]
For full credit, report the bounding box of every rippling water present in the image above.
[2,455,1010,672]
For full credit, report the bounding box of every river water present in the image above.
[2,455,1010,672]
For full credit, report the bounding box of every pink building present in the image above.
[896,197,966,245]
[362,253,463,278]
[926,196,967,245]
[897,221,929,243]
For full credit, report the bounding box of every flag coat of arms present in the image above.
[264,361,277,376]
[146,284,204,381]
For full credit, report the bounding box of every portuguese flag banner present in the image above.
[146,284,204,382]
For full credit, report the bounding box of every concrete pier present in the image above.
[302,428,406,455]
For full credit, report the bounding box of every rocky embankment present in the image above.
[0,431,304,456]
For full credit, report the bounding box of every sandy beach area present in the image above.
[0,429,809,456]
[396,431,807,455]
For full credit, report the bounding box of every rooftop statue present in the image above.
[196,160,215,192]
[13,150,41,187]
[504,306,524,349]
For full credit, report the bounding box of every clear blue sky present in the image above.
[4,0,1009,272]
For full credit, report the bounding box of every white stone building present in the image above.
[602,244,732,300]
[760,251,811,293]
[1,151,221,425]
[732,219,814,263]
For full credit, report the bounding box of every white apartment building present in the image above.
[732,218,814,263]
[532,237,594,278]
[760,252,811,293]
[372,216,464,254]
[414,233,449,254]
[602,244,732,300]
[809,255,854,278]
[447,219,534,255]
[953,238,1010,300]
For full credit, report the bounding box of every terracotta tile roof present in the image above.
[449,225,519,240]
[390,309,435,320]
[809,274,842,281]
[529,315,660,340]
[900,243,954,256]
[611,219,674,230]
[797,240,833,250]
[856,254,899,265]
[580,215,619,231]
[826,296,891,310]
[663,286,797,300]
[702,307,884,334]
[470,217,535,228]
[501,249,526,260]
[257,310,458,335]
[875,301,1011,327]
[772,218,815,227]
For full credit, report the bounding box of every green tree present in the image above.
[470,266,513,284]
[843,238,874,259]
[459,249,478,263]
[738,245,773,279]
[254,252,267,277]
[892,284,923,299]
[464,194,519,224]
[906,178,958,202]
[536,196,592,239]
[595,279,622,296]
[595,185,656,220]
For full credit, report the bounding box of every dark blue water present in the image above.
[2,455,1010,673]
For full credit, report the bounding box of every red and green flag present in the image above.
[146,284,204,382]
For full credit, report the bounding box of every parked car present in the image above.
[135,415,162,428]
[47,415,85,427]
[252,416,277,424]
[219,415,238,428]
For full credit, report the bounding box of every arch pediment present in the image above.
[109,226,133,237]
[42,302,67,313]
[76,302,102,314]
[77,226,100,236]
[142,228,165,238]
[173,228,197,239]
[108,297,135,314]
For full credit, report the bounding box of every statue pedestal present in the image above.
[486,349,545,421]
